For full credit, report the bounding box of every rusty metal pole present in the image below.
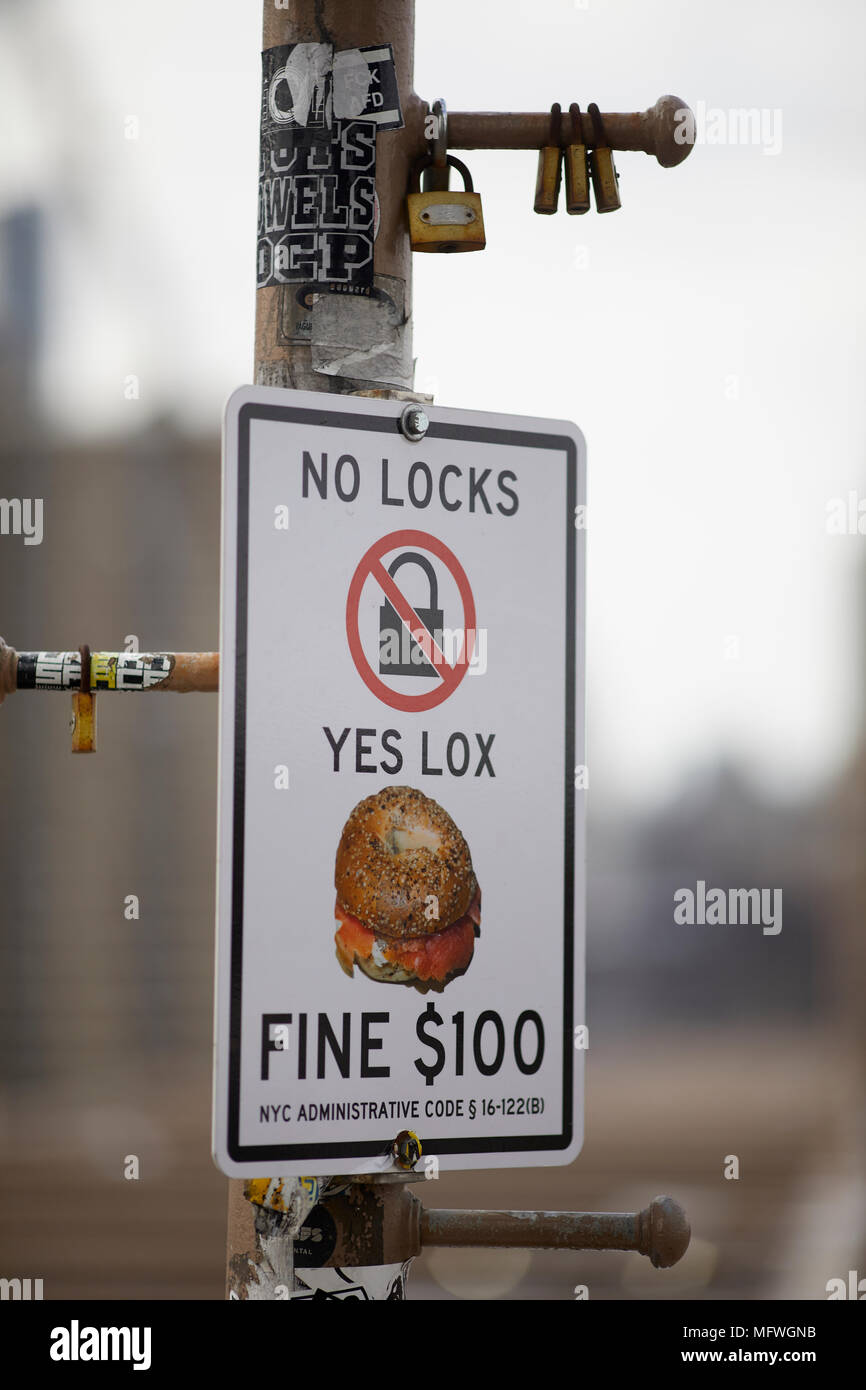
[421,1196,692,1270]
[254,0,424,396]
[226,0,426,1301]
[0,642,219,697]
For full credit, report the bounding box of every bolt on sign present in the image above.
[213,386,586,1176]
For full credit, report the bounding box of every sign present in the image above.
[214,385,586,1176]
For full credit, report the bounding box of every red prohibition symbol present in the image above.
[346,529,477,713]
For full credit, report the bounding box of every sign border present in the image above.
[222,395,580,1168]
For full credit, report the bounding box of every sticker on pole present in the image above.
[214,385,586,1177]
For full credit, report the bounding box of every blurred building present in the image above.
[0,206,42,427]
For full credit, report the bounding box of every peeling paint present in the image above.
[230,1184,323,1300]
[246,1175,320,1217]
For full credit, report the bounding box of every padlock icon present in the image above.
[378,552,444,678]
[564,102,591,214]
[407,154,486,253]
[588,101,621,213]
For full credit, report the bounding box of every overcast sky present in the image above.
[1,0,864,807]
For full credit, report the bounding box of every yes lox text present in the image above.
[323,727,495,777]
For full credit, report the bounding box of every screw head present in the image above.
[392,1129,422,1170]
[400,404,429,442]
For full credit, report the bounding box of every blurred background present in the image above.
[1,0,864,1299]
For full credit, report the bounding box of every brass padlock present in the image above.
[70,690,96,753]
[564,102,591,214]
[534,103,562,214]
[70,644,96,753]
[588,101,621,213]
[408,154,486,253]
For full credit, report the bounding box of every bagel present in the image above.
[334,786,480,990]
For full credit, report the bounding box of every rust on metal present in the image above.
[0,635,17,704]
[420,1195,691,1269]
[70,691,96,751]
[228,1181,423,1293]
[446,95,694,167]
[160,652,219,692]
[315,1182,422,1267]
[0,644,220,695]
[79,644,91,695]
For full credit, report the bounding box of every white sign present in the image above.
[213,385,586,1177]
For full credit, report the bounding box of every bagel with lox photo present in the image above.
[333,785,481,992]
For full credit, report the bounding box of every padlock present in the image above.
[407,154,486,253]
[71,644,96,753]
[564,102,591,214]
[70,691,96,753]
[588,101,621,213]
[379,552,444,678]
[534,103,562,214]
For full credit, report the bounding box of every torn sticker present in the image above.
[278,272,399,347]
[14,651,173,691]
[333,46,403,129]
[292,1261,411,1300]
[258,43,402,294]
[268,42,333,128]
[310,275,413,388]
[293,1205,338,1268]
[16,651,81,690]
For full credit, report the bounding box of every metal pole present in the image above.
[0,641,218,697]
[420,1196,692,1270]
[227,0,424,1301]
[254,0,422,396]
[446,98,693,165]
